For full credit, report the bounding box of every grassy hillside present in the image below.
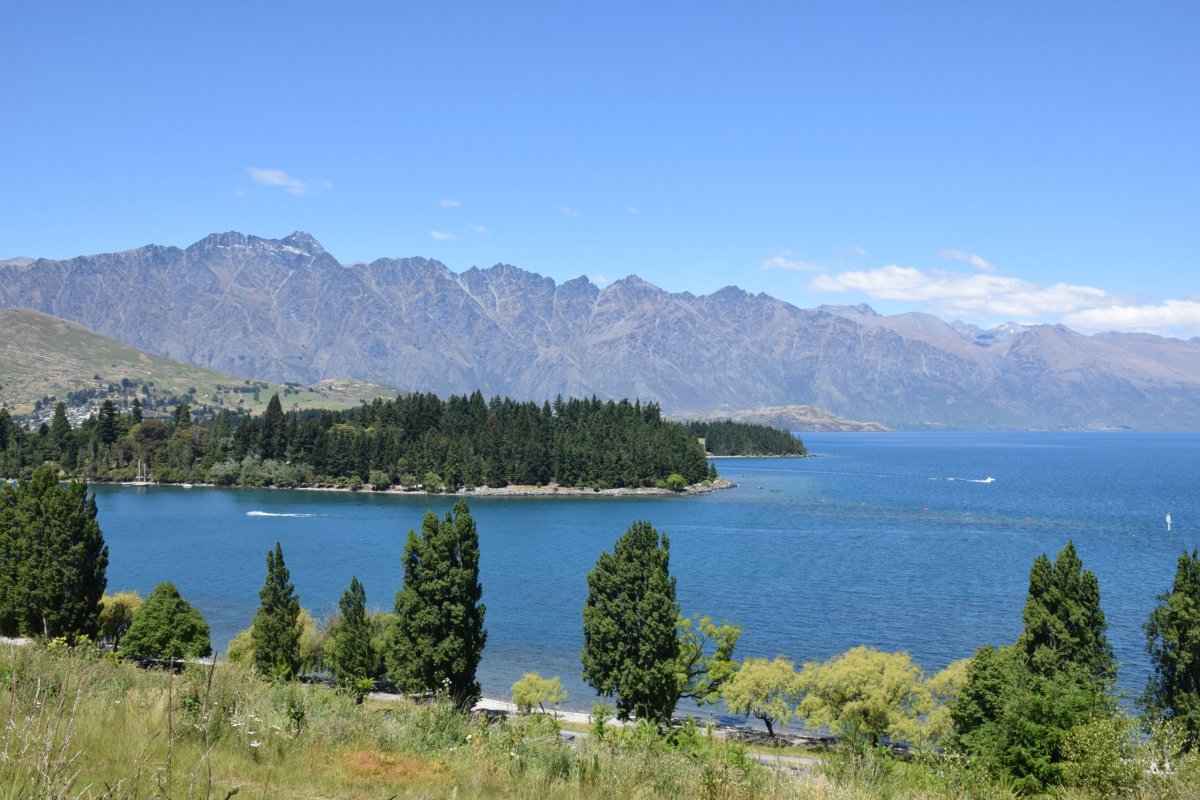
[0,307,399,417]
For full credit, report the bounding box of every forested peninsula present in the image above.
[0,392,804,492]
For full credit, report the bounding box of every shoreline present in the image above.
[91,477,738,498]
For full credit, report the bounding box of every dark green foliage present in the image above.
[0,391,714,491]
[683,420,807,456]
[1144,549,1200,750]
[952,542,1117,792]
[326,576,374,687]
[47,401,74,466]
[252,542,302,679]
[131,397,143,424]
[387,501,486,706]
[172,401,192,430]
[97,400,119,446]
[1020,540,1115,684]
[951,645,1108,792]
[0,468,108,640]
[120,581,211,658]
[581,520,681,724]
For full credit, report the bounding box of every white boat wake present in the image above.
[246,510,315,518]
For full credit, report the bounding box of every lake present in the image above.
[92,431,1199,713]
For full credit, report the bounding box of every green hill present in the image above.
[0,307,399,417]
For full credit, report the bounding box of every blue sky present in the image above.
[3,2,1198,337]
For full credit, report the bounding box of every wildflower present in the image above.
[250,740,261,748]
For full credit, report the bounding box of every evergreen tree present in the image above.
[121,581,211,658]
[131,397,143,424]
[327,576,374,687]
[581,520,681,723]
[261,393,286,460]
[387,501,486,706]
[1021,540,1115,684]
[173,401,192,430]
[47,401,74,465]
[0,468,107,639]
[1143,549,1200,749]
[252,542,302,679]
[97,400,119,446]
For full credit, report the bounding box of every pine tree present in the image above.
[173,401,192,430]
[327,576,374,687]
[1143,549,1200,749]
[0,468,108,640]
[1021,540,1115,684]
[131,397,143,424]
[97,400,119,446]
[387,501,486,706]
[47,401,73,465]
[121,581,211,659]
[261,393,286,460]
[252,542,302,679]
[581,520,681,723]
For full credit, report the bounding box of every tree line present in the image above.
[0,392,725,491]
[682,420,808,456]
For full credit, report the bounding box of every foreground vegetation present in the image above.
[5,643,1200,800]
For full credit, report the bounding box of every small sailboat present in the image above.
[123,460,153,487]
[1166,512,1173,532]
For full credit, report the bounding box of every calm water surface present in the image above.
[93,432,1200,712]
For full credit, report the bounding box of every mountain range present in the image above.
[3,231,1199,430]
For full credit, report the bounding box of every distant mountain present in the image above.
[0,307,399,416]
[3,231,1200,430]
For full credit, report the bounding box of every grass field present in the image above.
[6,642,1200,799]
[0,308,398,416]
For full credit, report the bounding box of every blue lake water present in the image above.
[92,431,1200,713]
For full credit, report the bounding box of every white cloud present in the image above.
[850,245,868,257]
[810,265,1115,319]
[938,248,995,272]
[429,230,456,241]
[246,167,312,196]
[440,199,461,208]
[1063,300,1200,336]
[627,206,639,215]
[761,249,823,272]
[560,206,580,218]
[470,224,489,235]
[590,274,610,286]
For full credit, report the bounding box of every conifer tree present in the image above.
[97,400,119,446]
[1021,540,1115,684]
[173,401,192,430]
[581,520,681,723]
[0,468,107,639]
[327,576,374,687]
[47,401,74,465]
[261,393,286,460]
[252,541,302,679]
[131,397,143,424]
[1144,549,1200,749]
[387,501,486,706]
[121,581,211,659]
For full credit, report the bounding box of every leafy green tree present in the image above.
[581,520,681,723]
[121,581,211,658]
[922,657,971,747]
[387,501,486,706]
[511,672,568,714]
[252,541,302,679]
[1144,549,1200,750]
[797,645,928,747]
[951,541,1120,792]
[676,614,741,705]
[326,576,374,688]
[1021,540,1115,684]
[98,590,143,650]
[0,468,108,640]
[721,656,801,736]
